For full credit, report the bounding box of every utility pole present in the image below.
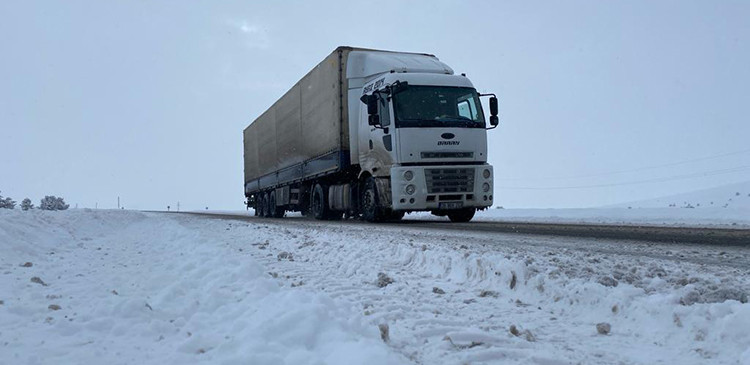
[117,196,120,209]
[177,201,180,212]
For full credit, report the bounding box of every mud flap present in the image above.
[374,177,393,209]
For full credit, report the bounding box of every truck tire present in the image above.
[361,177,384,222]
[311,184,328,220]
[269,193,284,218]
[262,193,272,218]
[447,208,475,223]
[257,194,266,217]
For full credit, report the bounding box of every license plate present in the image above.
[438,202,463,210]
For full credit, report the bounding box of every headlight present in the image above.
[482,182,490,192]
[405,184,416,195]
[404,170,414,181]
[483,169,491,179]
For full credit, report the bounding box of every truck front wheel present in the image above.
[447,208,475,223]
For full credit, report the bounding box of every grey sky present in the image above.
[1,1,748,210]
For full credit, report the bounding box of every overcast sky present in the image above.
[1,1,749,210]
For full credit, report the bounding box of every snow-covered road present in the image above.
[1,210,749,364]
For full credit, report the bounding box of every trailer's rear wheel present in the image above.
[311,184,328,220]
[257,194,266,217]
[361,177,384,223]
[447,208,475,223]
[269,193,284,218]
[262,193,272,218]
[252,196,259,216]
[268,193,277,218]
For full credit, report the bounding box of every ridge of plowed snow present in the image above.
[0,209,406,365]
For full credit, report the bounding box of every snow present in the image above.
[0,209,406,365]
[445,181,750,228]
[1,209,749,364]
[610,180,750,210]
[456,206,750,228]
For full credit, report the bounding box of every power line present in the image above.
[498,165,750,190]
[496,148,750,181]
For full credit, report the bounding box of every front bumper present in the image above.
[390,164,494,211]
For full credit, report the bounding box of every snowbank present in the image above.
[225,219,750,364]
[0,209,406,364]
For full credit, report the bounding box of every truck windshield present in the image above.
[393,86,485,128]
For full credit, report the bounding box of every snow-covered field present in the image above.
[408,181,750,228]
[447,206,750,228]
[2,209,749,364]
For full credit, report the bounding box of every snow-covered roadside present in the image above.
[0,209,406,364]
[2,209,749,364]
[202,214,750,364]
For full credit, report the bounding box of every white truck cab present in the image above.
[353,52,497,221]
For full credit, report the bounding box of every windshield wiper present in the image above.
[434,116,474,122]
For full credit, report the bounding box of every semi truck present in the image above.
[243,46,498,222]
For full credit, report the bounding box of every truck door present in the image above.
[359,95,394,177]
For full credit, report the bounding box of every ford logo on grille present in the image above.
[441,133,455,140]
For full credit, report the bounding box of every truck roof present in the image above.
[342,47,453,81]
[334,45,436,58]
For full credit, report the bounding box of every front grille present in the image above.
[425,168,475,194]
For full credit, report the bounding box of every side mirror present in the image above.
[479,93,500,129]
[489,96,499,126]
[359,94,379,114]
[367,96,378,116]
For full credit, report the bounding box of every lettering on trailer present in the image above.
[362,77,386,95]
[438,141,460,146]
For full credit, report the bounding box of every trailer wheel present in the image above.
[447,208,475,223]
[262,193,272,218]
[311,184,328,220]
[268,193,277,218]
[257,194,266,217]
[361,177,384,222]
[269,193,284,218]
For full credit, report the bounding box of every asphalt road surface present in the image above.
[165,211,750,246]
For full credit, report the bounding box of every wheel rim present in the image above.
[364,190,375,214]
[313,189,323,217]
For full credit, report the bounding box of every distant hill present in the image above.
[610,181,750,209]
